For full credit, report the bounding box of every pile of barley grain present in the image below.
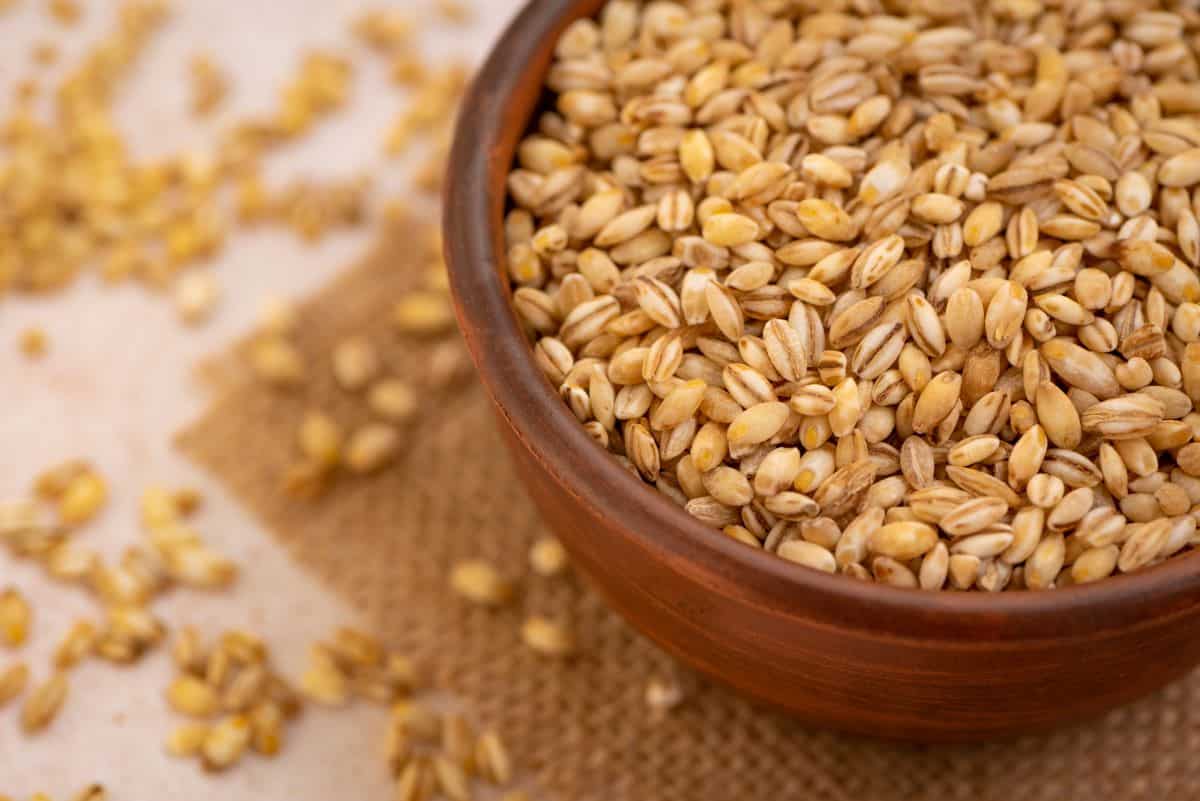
[1,3,538,798]
[0,0,363,330]
[1,470,236,740]
[2,460,528,799]
[506,0,1200,591]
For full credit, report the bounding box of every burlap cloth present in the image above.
[177,216,1200,801]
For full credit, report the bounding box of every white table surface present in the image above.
[0,1,523,796]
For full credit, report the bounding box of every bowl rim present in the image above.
[443,0,1200,642]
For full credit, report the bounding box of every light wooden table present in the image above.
[0,1,522,796]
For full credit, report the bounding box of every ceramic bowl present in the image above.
[443,0,1200,741]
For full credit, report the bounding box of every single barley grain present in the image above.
[520,616,574,657]
[0,588,30,647]
[298,411,344,467]
[54,621,97,669]
[250,338,306,387]
[175,272,220,325]
[474,729,511,784]
[202,714,253,770]
[644,677,685,714]
[528,537,568,577]
[167,722,212,757]
[345,424,400,473]
[367,379,418,422]
[0,661,28,707]
[167,674,220,717]
[58,470,108,526]
[21,672,68,733]
[395,293,454,335]
[19,328,49,360]
[299,646,349,706]
[332,337,380,392]
[450,560,513,606]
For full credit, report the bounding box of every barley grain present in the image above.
[776,540,836,573]
[175,272,220,325]
[0,661,28,707]
[520,616,574,657]
[476,730,512,785]
[939,498,1008,538]
[0,588,30,647]
[202,714,252,771]
[21,672,68,733]
[250,338,306,387]
[332,337,380,392]
[345,424,399,473]
[450,561,512,606]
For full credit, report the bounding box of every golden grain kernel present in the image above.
[167,674,220,717]
[250,337,306,387]
[164,544,238,589]
[202,714,253,770]
[298,411,344,467]
[54,620,97,669]
[188,53,227,116]
[0,588,31,648]
[529,536,568,577]
[21,671,68,733]
[520,616,575,657]
[394,292,455,335]
[18,328,49,360]
[0,661,28,707]
[450,560,513,606]
[344,423,400,474]
[57,470,108,526]
[366,379,418,423]
[175,271,221,325]
[257,298,299,336]
[166,722,211,758]
[299,646,349,706]
[332,336,380,392]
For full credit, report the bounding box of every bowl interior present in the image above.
[443,0,1200,642]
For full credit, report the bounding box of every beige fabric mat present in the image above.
[177,216,1200,801]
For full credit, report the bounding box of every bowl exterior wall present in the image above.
[499,412,1200,740]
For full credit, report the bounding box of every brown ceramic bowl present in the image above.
[443,0,1200,741]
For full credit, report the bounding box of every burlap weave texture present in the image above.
[178,219,1200,801]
